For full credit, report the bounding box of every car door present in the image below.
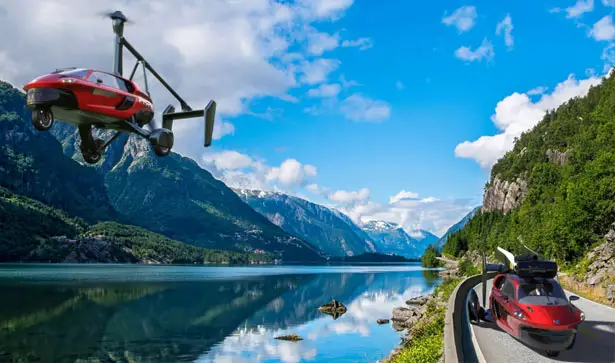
[85,71,126,111]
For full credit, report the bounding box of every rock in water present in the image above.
[377,319,390,325]
[274,334,303,342]
[405,295,430,306]
[317,299,348,319]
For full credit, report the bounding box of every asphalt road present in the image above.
[470,279,615,363]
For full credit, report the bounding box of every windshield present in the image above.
[56,68,90,79]
[517,279,569,306]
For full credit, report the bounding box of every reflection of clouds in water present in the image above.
[199,278,434,362]
[197,325,318,363]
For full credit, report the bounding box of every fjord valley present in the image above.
[0,80,443,264]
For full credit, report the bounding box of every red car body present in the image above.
[489,273,584,353]
[23,68,154,128]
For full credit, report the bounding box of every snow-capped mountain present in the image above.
[234,189,376,257]
[361,220,439,259]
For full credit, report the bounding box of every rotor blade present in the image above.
[518,235,543,259]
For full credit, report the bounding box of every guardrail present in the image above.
[443,272,496,363]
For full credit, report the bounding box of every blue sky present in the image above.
[1,0,613,236]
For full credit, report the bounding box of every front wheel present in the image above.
[32,108,54,131]
[81,139,104,164]
[153,144,171,157]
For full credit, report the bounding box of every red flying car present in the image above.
[468,247,585,357]
[22,10,215,164]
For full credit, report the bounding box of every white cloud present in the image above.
[602,43,615,71]
[590,15,615,41]
[202,150,253,170]
[307,31,339,56]
[0,0,365,161]
[455,71,604,168]
[566,0,594,18]
[389,190,419,204]
[395,81,405,90]
[328,188,371,204]
[307,83,341,98]
[603,0,615,6]
[340,94,391,122]
[496,14,514,50]
[341,37,374,50]
[212,120,235,140]
[266,159,317,186]
[299,59,341,85]
[455,38,495,62]
[442,6,477,33]
[527,86,548,95]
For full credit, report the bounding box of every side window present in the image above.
[501,279,515,299]
[112,75,132,93]
[88,72,121,90]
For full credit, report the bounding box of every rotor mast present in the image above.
[108,10,192,111]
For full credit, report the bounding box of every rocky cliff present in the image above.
[482,176,528,214]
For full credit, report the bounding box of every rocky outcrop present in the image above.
[377,319,389,325]
[274,334,303,342]
[546,148,570,166]
[482,176,528,214]
[391,294,431,331]
[33,236,141,263]
[584,226,615,286]
[462,250,499,267]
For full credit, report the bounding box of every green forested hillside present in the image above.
[0,186,273,264]
[444,72,615,263]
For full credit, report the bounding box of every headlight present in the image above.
[580,312,585,321]
[514,310,526,319]
[60,78,76,83]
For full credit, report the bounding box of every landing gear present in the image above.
[81,138,105,164]
[31,108,54,131]
[148,128,174,157]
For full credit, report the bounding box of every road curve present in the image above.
[470,279,615,363]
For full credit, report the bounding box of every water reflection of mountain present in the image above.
[0,275,314,363]
[245,269,441,331]
[0,268,441,363]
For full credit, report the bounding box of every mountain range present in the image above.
[1,79,457,262]
[361,220,439,259]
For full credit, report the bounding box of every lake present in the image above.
[0,263,441,363]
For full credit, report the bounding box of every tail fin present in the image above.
[162,100,217,148]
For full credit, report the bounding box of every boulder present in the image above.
[377,319,390,325]
[317,299,347,319]
[406,295,430,306]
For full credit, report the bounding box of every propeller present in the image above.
[97,10,135,25]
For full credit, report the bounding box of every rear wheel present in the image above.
[32,108,54,131]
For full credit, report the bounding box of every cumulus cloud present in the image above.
[266,159,317,186]
[442,6,478,33]
[341,37,374,50]
[202,150,253,170]
[527,86,548,95]
[212,120,236,140]
[496,14,514,50]
[389,190,419,204]
[455,72,604,168]
[328,188,371,204]
[455,38,495,62]
[566,0,594,18]
[590,15,615,41]
[0,0,365,160]
[340,94,391,122]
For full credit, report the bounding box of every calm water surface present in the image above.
[0,264,441,363]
